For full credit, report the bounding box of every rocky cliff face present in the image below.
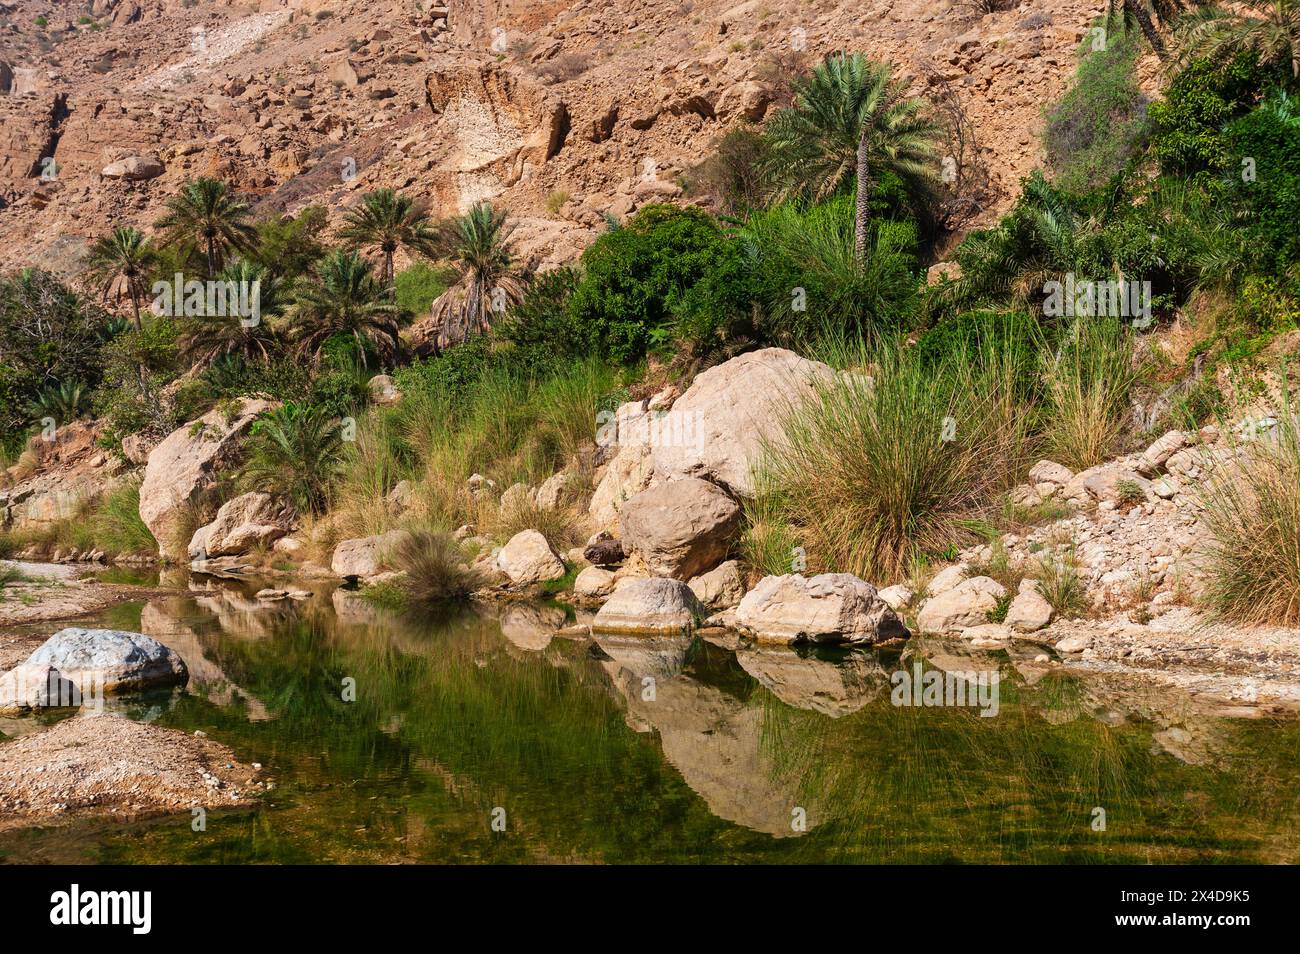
[0,0,1111,273]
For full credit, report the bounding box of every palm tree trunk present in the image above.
[1125,0,1165,58]
[130,290,142,332]
[385,251,394,291]
[207,236,218,277]
[854,131,871,263]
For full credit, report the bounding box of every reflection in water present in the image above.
[2,577,1299,864]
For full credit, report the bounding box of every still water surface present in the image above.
[2,579,1298,863]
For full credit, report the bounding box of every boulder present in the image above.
[1028,460,1074,486]
[733,573,908,646]
[916,576,1006,634]
[591,577,704,635]
[0,663,79,714]
[927,563,969,596]
[191,492,293,558]
[573,565,616,599]
[367,374,402,405]
[877,583,915,611]
[1005,580,1054,632]
[589,401,657,527]
[650,348,837,498]
[101,155,164,180]
[536,471,573,510]
[20,628,188,695]
[687,559,746,609]
[495,529,566,585]
[618,477,741,580]
[331,530,413,580]
[1138,430,1188,476]
[139,398,274,560]
[583,536,625,567]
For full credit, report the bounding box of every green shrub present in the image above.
[1148,54,1265,179]
[394,260,450,317]
[568,204,731,362]
[241,403,346,513]
[1222,93,1300,273]
[1044,27,1149,195]
[682,126,772,213]
[497,266,587,358]
[392,530,478,604]
[914,309,1045,399]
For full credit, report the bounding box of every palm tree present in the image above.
[155,177,257,277]
[338,188,440,288]
[177,260,284,368]
[241,404,345,513]
[423,203,526,349]
[285,249,402,366]
[1176,0,1300,79]
[82,227,158,330]
[762,53,941,260]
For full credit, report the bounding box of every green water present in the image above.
[2,580,1298,864]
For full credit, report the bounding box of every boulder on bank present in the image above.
[650,348,837,498]
[18,628,188,696]
[331,530,413,580]
[687,559,745,609]
[1005,580,1054,632]
[574,565,616,599]
[916,576,1006,634]
[190,491,294,559]
[733,573,908,646]
[495,529,566,585]
[591,577,704,635]
[619,477,741,580]
[139,398,274,560]
[0,663,78,714]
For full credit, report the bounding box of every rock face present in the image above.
[20,628,188,695]
[331,530,412,580]
[591,577,704,635]
[916,576,1006,634]
[734,573,908,646]
[619,478,741,580]
[650,348,837,498]
[139,399,274,560]
[687,559,746,609]
[495,529,566,585]
[191,492,293,559]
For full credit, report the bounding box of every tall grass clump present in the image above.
[1040,318,1137,469]
[392,530,478,605]
[754,333,1034,583]
[88,480,156,555]
[1199,381,1300,625]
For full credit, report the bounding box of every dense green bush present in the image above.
[567,204,731,362]
[1222,93,1300,272]
[394,260,450,317]
[497,266,586,358]
[1044,28,1149,196]
[1148,54,1265,179]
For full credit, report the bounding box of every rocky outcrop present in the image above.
[495,529,566,585]
[734,573,908,646]
[650,348,837,498]
[591,577,703,635]
[618,477,740,581]
[138,399,274,560]
[331,529,412,580]
[189,491,294,559]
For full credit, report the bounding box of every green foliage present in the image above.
[567,204,728,362]
[914,309,1045,399]
[1221,90,1300,271]
[683,126,773,213]
[93,316,189,442]
[0,270,108,446]
[392,530,478,604]
[496,266,586,359]
[394,260,450,317]
[27,379,91,426]
[1044,27,1149,195]
[1148,54,1266,178]
[242,404,346,513]
[249,206,329,280]
[286,249,402,367]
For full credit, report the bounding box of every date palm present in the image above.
[83,227,158,330]
[424,202,525,349]
[338,188,440,288]
[1177,0,1300,79]
[177,260,284,368]
[155,177,257,277]
[285,249,402,367]
[762,53,941,261]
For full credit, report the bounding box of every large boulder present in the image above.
[734,573,908,646]
[589,401,657,528]
[331,530,413,580]
[101,155,164,180]
[574,564,617,599]
[191,492,294,559]
[591,577,704,635]
[650,348,836,497]
[916,576,1006,634]
[139,399,274,560]
[495,529,566,585]
[1005,579,1054,633]
[18,628,188,695]
[0,663,79,714]
[619,477,741,580]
